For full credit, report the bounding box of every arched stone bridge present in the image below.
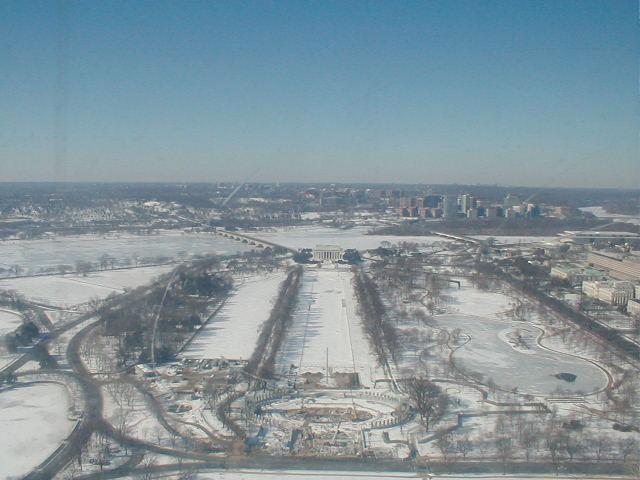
[214,230,297,253]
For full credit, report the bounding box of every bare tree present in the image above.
[94,433,112,471]
[435,431,457,472]
[404,377,448,431]
[137,454,158,480]
[114,406,133,454]
[519,422,541,461]
[618,437,638,462]
[495,436,513,474]
[589,434,613,461]
[75,260,93,276]
[456,433,474,459]
[544,428,564,467]
[563,434,583,461]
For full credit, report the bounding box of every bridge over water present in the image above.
[214,229,298,253]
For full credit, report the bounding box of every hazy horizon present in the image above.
[0,180,638,195]
[2,1,638,188]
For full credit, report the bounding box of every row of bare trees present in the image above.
[353,268,400,370]
[434,411,639,473]
[95,255,234,369]
[246,265,303,378]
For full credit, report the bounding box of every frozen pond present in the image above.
[0,231,251,275]
[182,272,286,360]
[252,225,449,251]
[435,314,608,396]
[0,383,75,478]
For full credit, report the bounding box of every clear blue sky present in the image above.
[1,0,637,187]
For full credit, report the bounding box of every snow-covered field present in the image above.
[0,309,23,335]
[101,382,173,445]
[65,265,175,290]
[445,281,512,318]
[252,225,447,251]
[0,265,173,308]
[276,266,383,387]
[0,352,21,371]
[0,230,251,275]
[134,471,421,480]
[0,383,75,479]
[182,272,286,360]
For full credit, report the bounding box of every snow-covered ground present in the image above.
[0,310,23,372]
[131,471,421,480]
[101,382,173,445]
[252,225,448,251]
[64,265,175,290]
[276,266,384,387]
[0,383,75,479]
[0,309,23,335]
[435,281,608,396]
[155,470,617,480]
[0,352,21,371]
[182,271,286,360]
[0,265,173,308]
[445,281,512,318]
[0,230,251,275]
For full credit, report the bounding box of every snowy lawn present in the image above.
[0,265,173,308]
[0,276,115,307]
[276,266,384,387]
[444,280,513,317]
[63,265,174,290]
[0,309,23,335]
[181,271,286,360]
[0,383,75,479]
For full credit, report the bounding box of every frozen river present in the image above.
[251,225,449,251]
[579,205,640,225]
[0,231,251,275]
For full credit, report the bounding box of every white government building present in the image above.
[313,244,343,262]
